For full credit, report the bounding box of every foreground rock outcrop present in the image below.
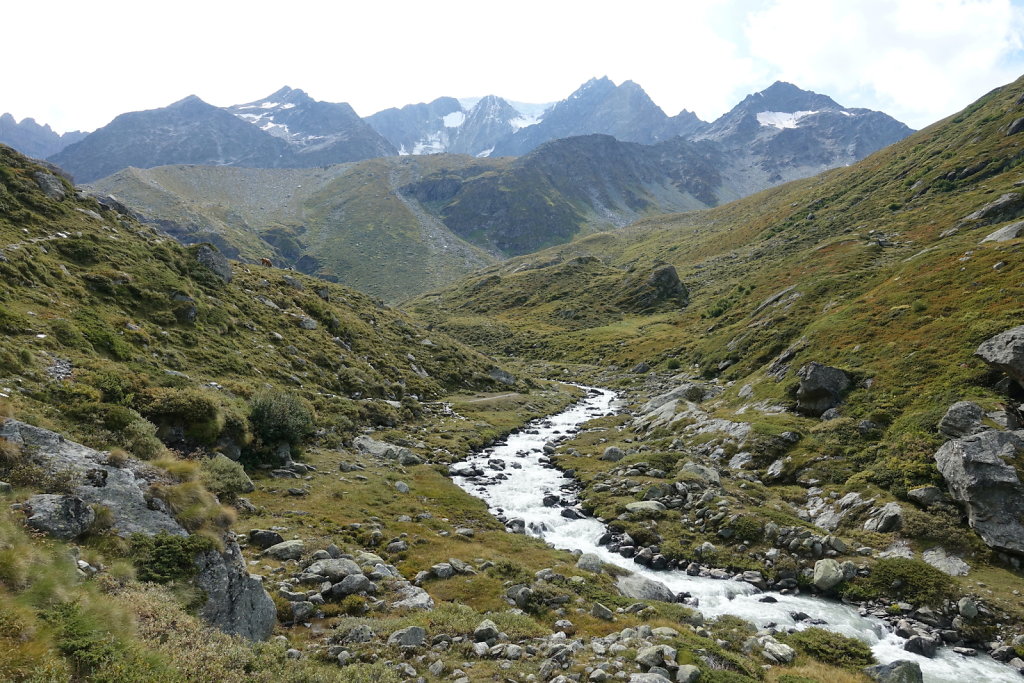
[1,419,276,640]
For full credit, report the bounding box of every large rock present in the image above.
[193,244,233,284]
[795,362,851,416]
[864,660,923,683]
[194,536,276,641]
[864,502,904,533]
[616,573,676,602]
[390,582,435,610]
[305,558,362,581]
[976,325,1024,389]
[679,461,720,486]
[934,430,1024,553]
[23,494,94,540]
[601,446,626,462]
[981,220,1024,243]
[759,636,796,664]
[1,419,186,537]
[262,539,306,561]
[625,501,666,514]
[352,435,414,461]
[922,547,971,576]
[812,559,846,591]
[576,553,604,573]
[938,401,985,438]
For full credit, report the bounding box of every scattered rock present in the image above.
[576,553,604,573]
[592,602,614,620]
[981,220,1024,243]
[394,481,410,494]
[473,619,500,642]
[306,558,362,582]
[907,486,944,507]
[922,547,971,576]
[33,171,66,200]
[864,660,923,683]
[388,626,426,649]
[864,502,904,533]
[976,325,1024,389]
[601,446,626,462]
[938,401,985,438]
[616,574,675,602]
[262,540,305,561]
[795,362,851,416]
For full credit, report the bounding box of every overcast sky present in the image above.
[6,0,1024,133]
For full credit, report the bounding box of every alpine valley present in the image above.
[0,70,1022,683]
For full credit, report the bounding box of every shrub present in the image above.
[199,455,253,501]
[248,390,314,446]
[128,532,217,583]
[842,558,955,606]
[782,627,875,668]
[148,481,235,533]
[138,387,225,445]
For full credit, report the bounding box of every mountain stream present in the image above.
[451,387,1018,682]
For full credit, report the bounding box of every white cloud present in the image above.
[743,0,1024,128]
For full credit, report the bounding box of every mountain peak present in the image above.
[168,95,210,109]
[746,81,840,112]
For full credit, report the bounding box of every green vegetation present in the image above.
[842,558,957,607]
[248,390,314,448]
[781,627,875,669]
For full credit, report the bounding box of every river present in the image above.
[451,386,1018,682]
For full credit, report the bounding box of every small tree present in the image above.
[248,390,314,447]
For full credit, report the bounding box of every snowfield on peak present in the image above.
[756,110,820,129]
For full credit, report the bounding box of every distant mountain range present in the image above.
[0,114,85,159]
[3,77,912,185]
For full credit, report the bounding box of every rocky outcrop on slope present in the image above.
[934,429,1024,555]
[1,418,276,640]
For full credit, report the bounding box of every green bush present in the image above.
[128,532,217,583]
[138,387,224,444]
[248,390,314,446]
[842,558,955,606]
[199,455,253,501]
[782,627,875,668]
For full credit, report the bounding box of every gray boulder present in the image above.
[473,619,500,642]
[934,430,1024,553]
[601,446,626,462]
[305,558,362,582]
[33,171,66,200]
[248,529,284,549]
[194,536,276,641]
[193,244,233,284]
[388,626,426,649]
[864,660,923,683]
[680,461,720,486]
[812,559,846,591]
[938,401,985,438]
[795,363,851,416]
[922,547,971,576]
[976,325,1024,389]
[24,494,94,540]
[907,486,944,507]
[390,582,434,610]
[864,502,904,533]
[0,419,185,538]
[576,553,604,573]
[616,573,676,602]
[626,501,666,514]
[352,435,414,461]
[263,539,305,561]
[981,220,1024,243]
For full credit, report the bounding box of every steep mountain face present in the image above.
[366,95,537,157]
[695,81,914,192]
[51,90,396,183]
[50,96,294,182]
[402,134,721,255]
[227,86,395,163]
[0,113,86,159]
[492,77,676,156]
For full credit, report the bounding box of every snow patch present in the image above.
[442,111,465,128]
[756,110,819,129]
[259,101,281,109]
[476,147,494,158]
[510,115,540,131]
